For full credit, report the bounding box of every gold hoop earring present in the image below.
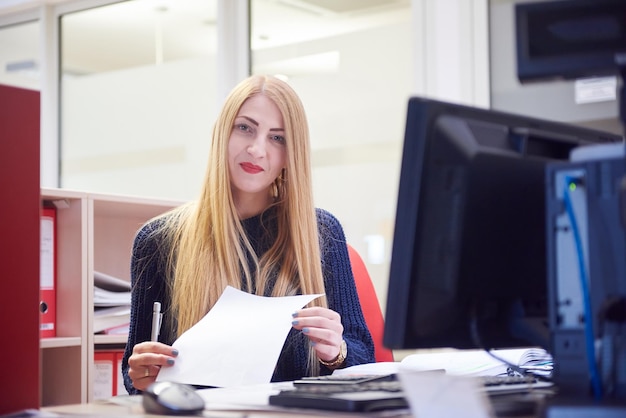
[272,170,286,200]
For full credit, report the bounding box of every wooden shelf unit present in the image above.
[40,188,180,405]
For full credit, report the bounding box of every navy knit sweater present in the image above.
[122,207,375,394]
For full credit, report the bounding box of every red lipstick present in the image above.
[240,162,264,174]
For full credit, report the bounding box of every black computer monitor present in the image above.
[383,97,622,351]
[515,0,626,83]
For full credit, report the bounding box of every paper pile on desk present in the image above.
[400,347,552,378]
[157,286,322,388]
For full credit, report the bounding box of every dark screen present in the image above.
[515,0,626,82]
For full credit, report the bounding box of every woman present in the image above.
[122,75,374,394]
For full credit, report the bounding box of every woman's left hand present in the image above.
[292,307,344,363]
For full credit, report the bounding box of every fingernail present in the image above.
[311,341,316,346]
[302,327,310,334]
[292,320,299,326]
[166,358,175,365]
[292,311,298,318]
[172,349,179,356]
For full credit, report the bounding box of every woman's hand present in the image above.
[127,341,179,391]
[292,307,344,363]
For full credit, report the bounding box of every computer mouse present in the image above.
[142,381,205,415]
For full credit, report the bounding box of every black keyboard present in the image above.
[271,377,407,413]
[293,373,400,386]
[269,374,554,413]
[480,374,553,395]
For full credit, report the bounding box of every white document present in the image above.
[398,371,495,418]
[156,286,322,388]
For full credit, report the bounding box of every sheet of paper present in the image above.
[197,382,293,411]
[156,286,322,388]
[398,370,495,418]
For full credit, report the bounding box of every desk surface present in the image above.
[42,386,545,418]
[44,399,412,417]
[43,351,548,417]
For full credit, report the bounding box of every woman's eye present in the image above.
[235,123,251,133]
[271,135,286,144]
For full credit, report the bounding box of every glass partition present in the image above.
[60,0,219,200]
[0,20,39,90]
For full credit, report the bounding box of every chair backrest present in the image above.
[347,244,395,362]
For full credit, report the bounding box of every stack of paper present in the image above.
[94,271,131,334]
[399,347,552,378]
[518,348,553,377]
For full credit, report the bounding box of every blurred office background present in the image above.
[0,0,620,322]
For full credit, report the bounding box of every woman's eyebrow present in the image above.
[239,115,284,132]
[239,115,259,126]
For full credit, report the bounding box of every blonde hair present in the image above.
[157,75,326,373]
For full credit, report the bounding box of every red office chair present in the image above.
[347,244,395,362]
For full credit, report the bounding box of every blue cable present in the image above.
[562,176,603,399]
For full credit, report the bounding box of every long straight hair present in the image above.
[157,75,326,374]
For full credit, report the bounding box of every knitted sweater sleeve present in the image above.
[316,208,376,371]
[271,209,375,381]
[121,217,173,395]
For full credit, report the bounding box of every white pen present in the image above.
[151,301,162,342]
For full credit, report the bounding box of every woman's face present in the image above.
[228,93,287,215]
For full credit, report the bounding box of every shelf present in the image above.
[41,337,82,349]
[39,188,181,404]
[94,334,128,345]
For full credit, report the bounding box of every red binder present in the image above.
[94,351,116,399]
[94,349,125,398]
[115,351,126,395]
[40,207,57,338]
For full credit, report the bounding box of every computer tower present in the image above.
[546,143,626,401]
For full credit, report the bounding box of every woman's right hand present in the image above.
[127,341,179,391]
